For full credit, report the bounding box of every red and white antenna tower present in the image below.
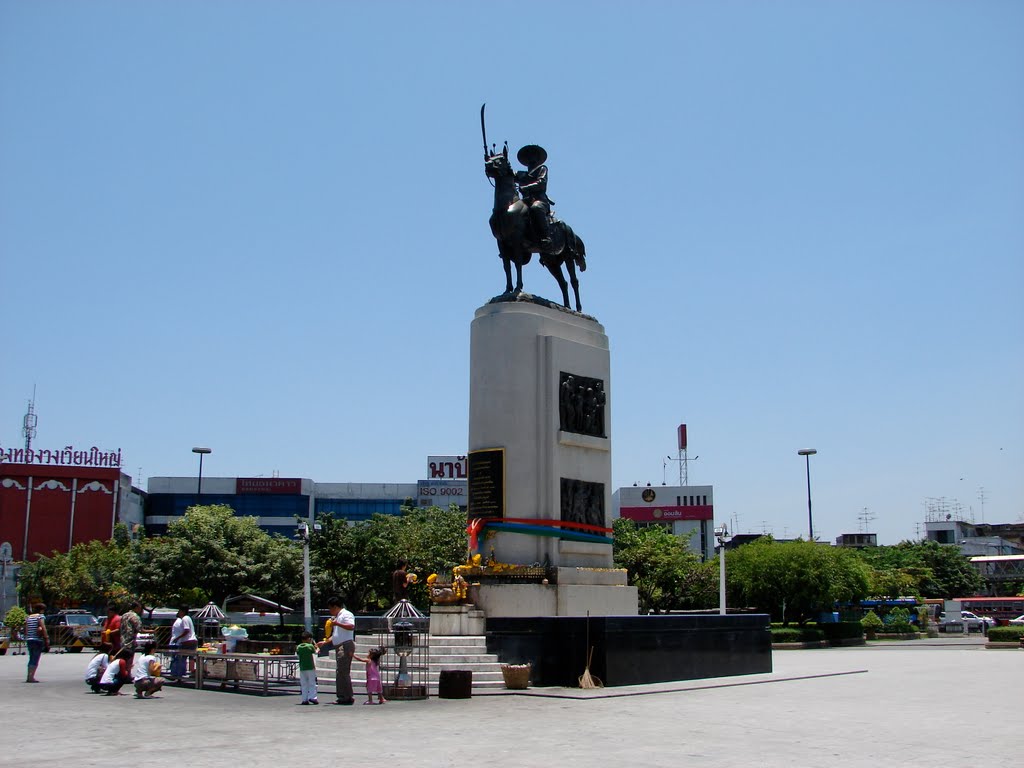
[676,424,690,485]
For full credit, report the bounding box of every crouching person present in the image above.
[99,648,133,695]
[132,642,165,699]
[84,646,111,693]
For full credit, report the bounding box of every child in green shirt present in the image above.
[295,632,319,705]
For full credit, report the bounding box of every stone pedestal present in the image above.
[485,614,773,687]
[474,568,639,618]
[429,605,487,636]
[468,298,637,617]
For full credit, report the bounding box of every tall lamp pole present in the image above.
[296,522,320,633]
[798,449,817,540]
[715,524,730,615]
[192,447,212,495]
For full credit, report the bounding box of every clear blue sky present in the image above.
[2,1,1021,545]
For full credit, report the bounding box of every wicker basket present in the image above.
[501,663,531,690]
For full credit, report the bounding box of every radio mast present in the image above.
[22,386,38,452]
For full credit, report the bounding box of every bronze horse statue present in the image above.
[485,145,587,312]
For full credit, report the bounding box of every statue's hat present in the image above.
[517,144,547,167]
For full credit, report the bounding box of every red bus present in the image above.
[956,596,1024,625]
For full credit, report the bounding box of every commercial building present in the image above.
[835,533,878,548]
[612,483,715,560]
[144,476,453,536]
[0,454,144,562]
[145,455,470,536]
[0,450,145,617]
[923,513,1024,557]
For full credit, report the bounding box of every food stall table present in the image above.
[160,649,300,696]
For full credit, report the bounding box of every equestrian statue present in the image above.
[482,105,587,312]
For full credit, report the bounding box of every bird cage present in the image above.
[377,601,428,700]
[193,602,226,643]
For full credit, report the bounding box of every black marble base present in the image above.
[485,614,772,687]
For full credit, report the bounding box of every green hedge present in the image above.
[771,625,825,642]
[243,624,309,643]
[771,628,805,643]
[818,621,864,641]
[770,621,864,643]
[987,626,1024,643]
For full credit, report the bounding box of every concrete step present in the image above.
[314,651,500,667]
[313,635,508,691]
[317,661,505,677]
[426,635,488,646]
[316,663,507,689]
[317,673,507,685]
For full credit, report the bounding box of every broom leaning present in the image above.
[578,646,603,689]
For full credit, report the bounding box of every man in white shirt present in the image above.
[317,596,355,705]
[169,605,197,680]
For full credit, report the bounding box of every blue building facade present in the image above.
[144,476,419,536]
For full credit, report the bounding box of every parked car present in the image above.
[939,611,991,633]
[1008,614,1024,626]
[45,610,103,652]
[962,611,996,630]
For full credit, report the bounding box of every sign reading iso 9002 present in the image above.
[417,480,467,507]
[467,447,504,519]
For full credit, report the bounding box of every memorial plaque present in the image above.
[468,448,505,519]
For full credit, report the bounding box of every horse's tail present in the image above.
[561,222,587,272]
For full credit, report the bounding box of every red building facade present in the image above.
[0,462,130,561]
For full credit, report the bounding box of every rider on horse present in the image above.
[515,144,554,250]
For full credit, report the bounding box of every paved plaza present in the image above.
[1,637,1018,767]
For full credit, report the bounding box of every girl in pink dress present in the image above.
[354,647,387,704]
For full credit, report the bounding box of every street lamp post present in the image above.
[192,447,212,495]
[798,449,817,540]
[715,524,729,615]
[296,522,321,633]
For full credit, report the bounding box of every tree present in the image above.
[866,566,920,599]
[854,540,982,598]
[393,505,470,606]
[612,519,715,613]
[4,606,27,633]
[17,535,132,609]
[309,512,383,611]
[17,552,74,607]
[127,504,303,607]
[726,538,871,624]
[245,534,304,624]
[309,505,467,612]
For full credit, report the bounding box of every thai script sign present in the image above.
[427,455,468,480]
[619,505,713,522]
[0,444,122,468]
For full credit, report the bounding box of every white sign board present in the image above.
[417,480,468,507]
[426,455,467,480]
